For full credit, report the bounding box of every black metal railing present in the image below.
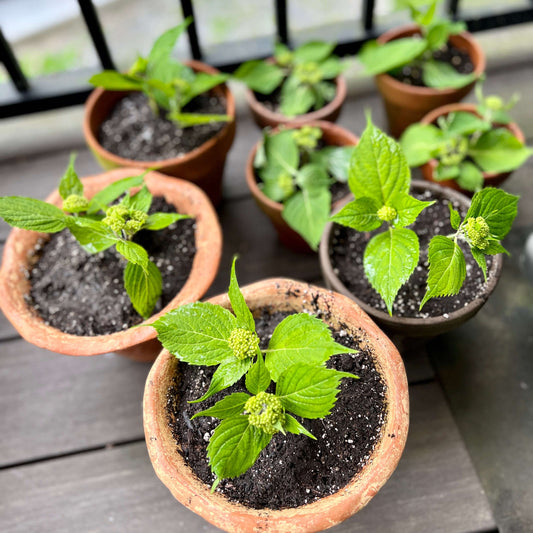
[1,0,532,119]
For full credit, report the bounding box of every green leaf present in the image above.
[276,364,357,419]
[65,217,118,253]
[426,21,451,51]
[58,154,83,200]
[330,197,382,232]
[283,414,316,440]
[349,118,410,207]
[314,81,337,105]
[448,203,461,230]
[470,129,533,173]
[261,175,293,203]
[123,260,162,319]
[391,192,435,228]
[311,146,355,182]
[435,163,460,180]
[364,227,419,315]
[123,185,152,213]
[182,72,229,105]
[274,42,291,63]
[233,60,284,94]
[168,112,231,127]
[484,240,509,255]
[87,172,146,215]
[465,188,519,240]
[143,212,190,230]
[318,57,344,79]
[470,246,487,282]
[292,41,335,63]
[400,123,443,167]
[207,416,271,479]
[116,240,149,268]
[264,130,299,176]
[295,164,330,192]
[191,357,252,403]
[265,314,354,381]
[456,161,484,192]
[445,111,491,137]
[358,38,427,75]
[420,235,466,308]
[245,352,271,395]
[422,60,476,89]
[150,302,237,365]
[192,392,250,420]
[147,18,191,69]
[228,257,255,331]
[0,197,67,233]
[89,71,144,91]
[282,188,331,250]
[280,79,315,117]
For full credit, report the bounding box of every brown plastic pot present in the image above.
[319,180,503,338]
[420,102,525,194]
[375,24,486,138]
[144,278,409,533]
[83,60,236,206]
[245,72,347,129]
[0,168,222,361]
[245,120,359,253]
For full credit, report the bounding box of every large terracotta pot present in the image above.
[375,25,486,138]
[83,60,236,206]
[144,278,409,533]
[319,180,503,338]
[245,120,359,253]
[0,168,222,361]
[245,73,346,129]
[420,102,525,195]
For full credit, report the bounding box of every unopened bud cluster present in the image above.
[228,328,260,361]
[292,125,322,150]
[294,62,322,85]
[62,194,89,214]
[378,205,397,222]
[277,171,295,197]
[464,216,490,250]
[102,205,148,236]
[438,137,469,167]
[245,391,284,434]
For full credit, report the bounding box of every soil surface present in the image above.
[99,92,227,161]
[27,197,196,336]
[391,43,474,87]
[329,189,493,318]
[167,308,387,510]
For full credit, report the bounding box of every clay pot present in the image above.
[245,120,359,253]
[245,73,347,129]
[375,25,486,138]
[0,168,222,361]
[420,102,525,195]
[144,278,408,532]
[319,180,503,338]
[83,60,236,206]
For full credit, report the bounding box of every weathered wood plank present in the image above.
[0,383,494,533]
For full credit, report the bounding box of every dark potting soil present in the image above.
[390,43,474,87]
[27,197,196,336]
[167,308,386,510]
[99,92,227,161]
[329,189,493,318]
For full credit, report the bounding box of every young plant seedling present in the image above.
[234,41,345,117]
[359,0,476,89]
[254,125,355,249]
[151,258,357,489]
[89,18,230,127]
[0,156,190,319]
[400,82,532,191]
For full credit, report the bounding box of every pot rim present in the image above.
[319,180,503,330]
[143,278,409,533]
[83,60,236,169]
[0,168,222,356]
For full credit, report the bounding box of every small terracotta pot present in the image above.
[245,120,359,253]
[0,168,222,361]
[83,60,236,206]
[144,278,409,532]
[245,72,347,129]
[319,180,503,338]
[375,24,486,138]
[419,102,525,195]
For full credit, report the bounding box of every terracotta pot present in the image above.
[375,24,486,138]
[83,60,236,206]
[245,120,359,253]
[419,102,525,195]
[144,278,409,532]
[245,72,347,129]
[0,168,222,361]
[319,180,503,338]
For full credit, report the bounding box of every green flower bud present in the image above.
[130,210,148,225]
[102,214,125,233]
[278,171,295,198]
[294,62,322,84]
[245,391,284,435]
[464,216,490,250]
[377,205,397,222]
[125,219,144,235]
[106,205,129,218]
[485,95,504,111]
[62,194,89,213]
[276,51,293,67]
[292,125,323,149]
[228,328,260,361]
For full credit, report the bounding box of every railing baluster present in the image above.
[363,0,376,33]
[77,0,116,70]
[180,0,203,60]
[275,0,290,45]
[448,0,461,19]
[0,28,29,93]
